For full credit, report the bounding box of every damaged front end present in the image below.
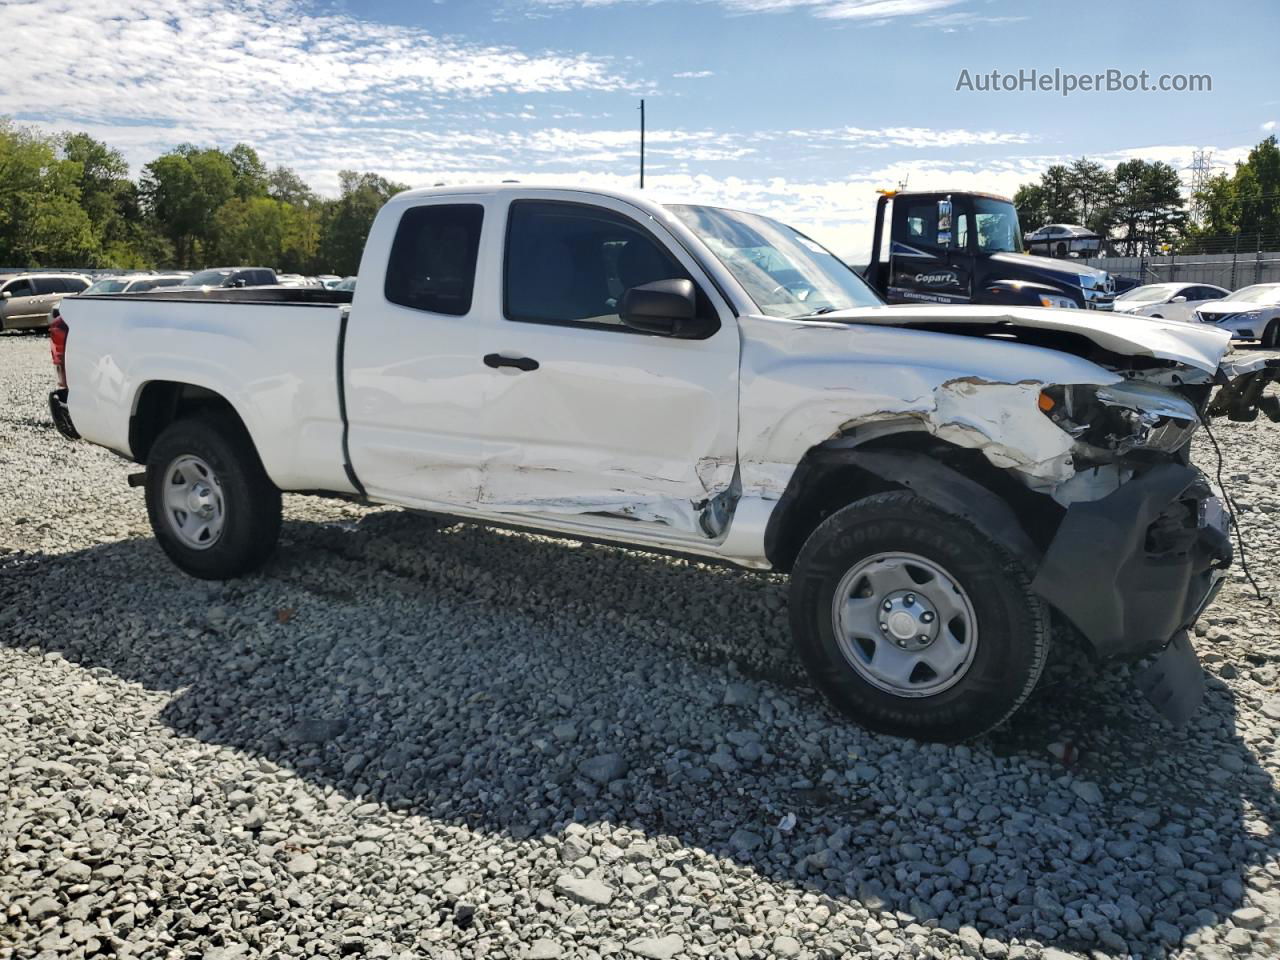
[1027,353,1279,724]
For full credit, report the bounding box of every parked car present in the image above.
[181,267,278,288]
[862,192,1114,310]
[49,184,1278,741]
[1194,283,1280,345]
[1024,223,1103,259]
[81,274,191,296]
[277,273,323,288]
[0,272,90,331]
[1112,282,1230,323]
[1112,275,1144,295]
[333,276,357,292]
[316,275,342,289]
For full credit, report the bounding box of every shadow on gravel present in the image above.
[4,509,1278,957]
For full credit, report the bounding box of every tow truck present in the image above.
[862,189,1116,311]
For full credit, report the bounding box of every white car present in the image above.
[48,183,1279,741]
[1112,282,1230,323]
[80,273,191,296]
[1194,283,1280,345]
[1024,224,1102,259]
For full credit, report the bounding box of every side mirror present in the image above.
[936,197,953,248]
[1170,295,1188,303]
[1,290,10,299]
[619,279,716,338]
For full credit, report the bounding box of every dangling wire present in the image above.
[1198,412,1271,604]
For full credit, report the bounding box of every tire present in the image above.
[145,416,282,579]
[788,492,1049,742]
[1264,321,1280,348]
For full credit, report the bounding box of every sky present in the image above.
[2,0,1278,256]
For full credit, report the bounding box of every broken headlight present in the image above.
[1039,380,1199,456]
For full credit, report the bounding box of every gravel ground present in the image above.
[3,330,1280,960]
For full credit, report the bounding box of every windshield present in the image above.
[1223,284,1280,304]
[183,269,232,286]
[1116,284,1177,303]
[972,198,1023,254]
[84,278,129,294]
[667,204,882,318]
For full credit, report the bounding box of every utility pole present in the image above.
[639,99,646,189]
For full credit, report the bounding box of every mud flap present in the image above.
[1135,630,1204,726]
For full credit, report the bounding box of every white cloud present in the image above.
[0,0,626,153]
[1263,120,1278,132]
[674,70,715,78]
[526,0,963,21]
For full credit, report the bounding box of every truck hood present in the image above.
[987,251,1108,281]
[814,303,1233,374]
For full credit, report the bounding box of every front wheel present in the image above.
[145,417,282,579]
[1263,321,1280,348]
[788,492,1049,741]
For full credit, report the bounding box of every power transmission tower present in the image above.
[1187,149,1215,225]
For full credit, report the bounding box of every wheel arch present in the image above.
[129,380,257,465]
[763,427,1060,573]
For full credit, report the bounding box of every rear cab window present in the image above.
[385,204,484,316]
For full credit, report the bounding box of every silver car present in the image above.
[0,273,91,331]
[81,274,191,295]
[1195,283,1280,345]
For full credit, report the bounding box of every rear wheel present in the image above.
[788,492,1050,741]
[145,417,281,579]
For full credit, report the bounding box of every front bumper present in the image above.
[1031,463,1230,661]
[49,388,79,440]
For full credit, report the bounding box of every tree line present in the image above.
[1012,136,1280,257]
[6,115,1280,272]
[0,117,408,275]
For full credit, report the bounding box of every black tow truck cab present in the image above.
[863,189,1115,311]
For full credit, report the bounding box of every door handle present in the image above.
[483,353,539,372]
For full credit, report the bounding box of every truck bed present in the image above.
[60,294,357,494]
[98,287,354,306]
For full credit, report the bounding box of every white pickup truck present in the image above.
[49,184,1280,741]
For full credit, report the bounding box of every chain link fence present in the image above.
[1081,236,1280,290]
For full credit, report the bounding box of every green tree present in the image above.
[211,195,319,271]
[60,132,159,267]
[268,165,317,207]
[228,143,270,201]
[1234,135,1280,240]
[319,170,408,275]
[1015,159,1114,240]
[0,118,98,266]
[1187,136,1280,251]
[139,145,235,266]
[1111,159,1186,256]
[1066,157,1114,233]
[1191,173,1239,239]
